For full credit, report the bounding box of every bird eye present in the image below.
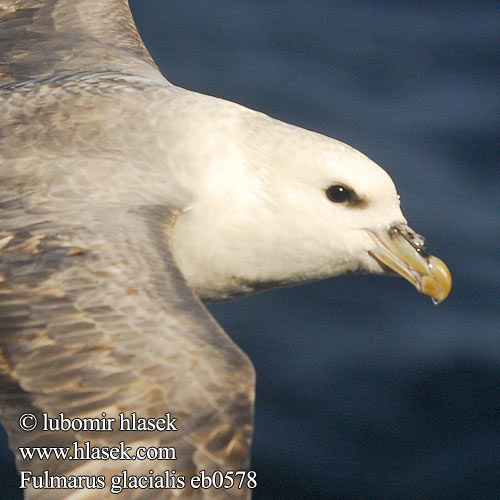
[325,184,356,204]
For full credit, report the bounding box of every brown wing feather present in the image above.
[0,202,255,499]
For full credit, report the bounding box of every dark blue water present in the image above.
[2,1,499,499]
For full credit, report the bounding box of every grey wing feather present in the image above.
[0,0,163,86]
[0,203,255,499]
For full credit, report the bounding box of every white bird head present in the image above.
[168,94,451,303]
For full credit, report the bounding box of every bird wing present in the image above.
[0,203,255,499]
[0,0,164,86]
[0,1,255,498]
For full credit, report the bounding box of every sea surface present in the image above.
[2,1,499,499]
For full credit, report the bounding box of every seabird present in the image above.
[0,1,451,499]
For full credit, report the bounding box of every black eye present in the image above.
[325,184,355,204]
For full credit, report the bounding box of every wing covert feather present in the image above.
[0,204,255,499]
